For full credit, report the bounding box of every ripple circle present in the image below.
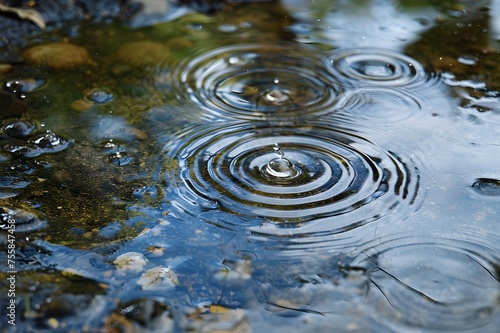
[326,48,431,88]
[352,232,500,331]
[164,122,421,237]
[172,44,345,120]
[339,87,426,127]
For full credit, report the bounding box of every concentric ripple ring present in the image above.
[163,122,421,237]
[326,48,433,88]
[172,44,345,120]
[351,231,500,330]
[338,87,426,127]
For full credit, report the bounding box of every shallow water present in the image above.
[1,0,499,332]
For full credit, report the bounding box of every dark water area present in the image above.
[1,0,499,332]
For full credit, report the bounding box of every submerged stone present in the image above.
[137,266,179,290]
[115,41,170,67]
[23,42,91,69]
[113,252,147,272]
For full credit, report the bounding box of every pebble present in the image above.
[23,42,91,69]
[113,252,148,272]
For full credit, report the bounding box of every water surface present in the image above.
[0,0,499,332]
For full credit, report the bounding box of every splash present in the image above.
[163,122,421,248]
[262,143,300,179]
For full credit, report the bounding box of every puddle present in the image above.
[0,0,499,332]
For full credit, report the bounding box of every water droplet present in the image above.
[265,156,298,178]
[0,128,72,158]
[99,139,121,152]
[84,88,114,104]
[273,143,284,158]
[107,152,133,166]
[2,120,36,138]
[263,89,290,105]
[28,130,63,149]
[228,56,244,65]
[4,78,46,98]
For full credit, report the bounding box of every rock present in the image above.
[113,252,147,272]
[115,41,170,67]
[137,266,179,290]
[23,42,92,69]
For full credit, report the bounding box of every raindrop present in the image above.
[447,9,467,18]
[27,132,72,156]
[263,145,299,179]
[264,156,299,179]
[273,143,283,157]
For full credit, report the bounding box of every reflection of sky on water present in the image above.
[285,0,437,49]
[491,0,500,49]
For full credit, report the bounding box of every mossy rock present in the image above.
[23,42,92,69]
